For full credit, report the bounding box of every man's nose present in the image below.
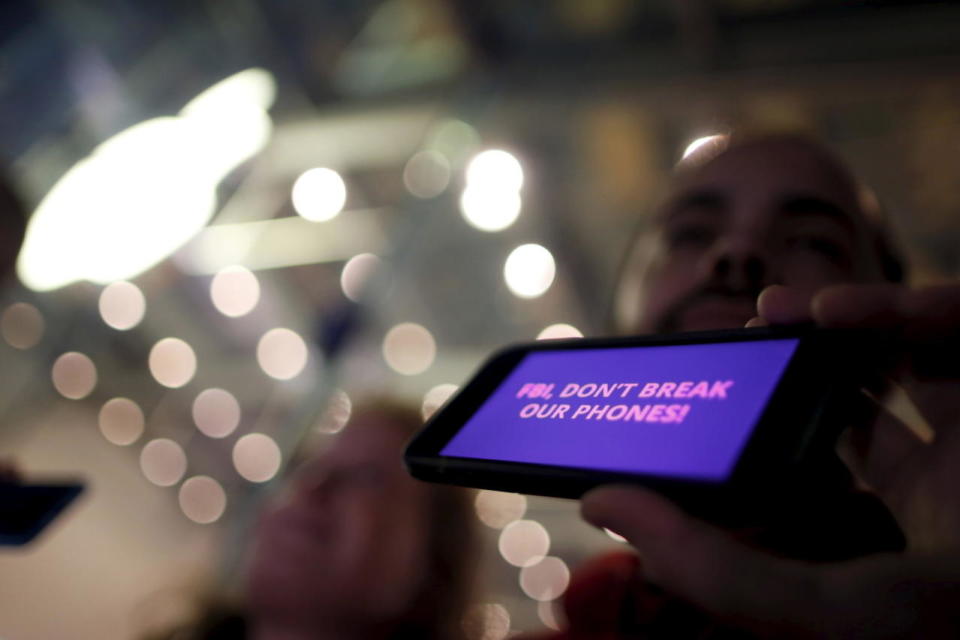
[705,236,769,292]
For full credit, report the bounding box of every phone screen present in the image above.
[440,338,799,482]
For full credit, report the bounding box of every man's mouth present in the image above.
[676,298,758,332]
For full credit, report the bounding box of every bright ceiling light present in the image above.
[17,68,276,291]
[680,134,727,162]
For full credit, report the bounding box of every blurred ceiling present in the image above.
[0,0,959,637]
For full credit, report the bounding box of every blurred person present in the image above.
[0,168,27,481]
[521,133,960,638]
[155,402,480,640]
[0,168,26,282]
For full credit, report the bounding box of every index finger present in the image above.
[814,284,960,378]
[813,284,960,338]
[581,486,826,635]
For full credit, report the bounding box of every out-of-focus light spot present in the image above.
[140,438,188,487]
[520,556,570,602]
[178,475,227,524]
[99,397,145,446]
[149,338,197,388]
[403,150,451,199]
[504,244,555,299]
[1,302,44,349]
[210,265,260,317]
[498,519,550,567]
[680,134,727,162]
[257,328,309,380]
[466,150,524,192]
[605,528,628,543]
[52,352,97,399]
[459,187,522,232]
[292,168,346,222]
[17,68,275,291]
[422,383,458,420]
[536,323,583,340]
[98,281,146,330]
[462,603,511,640]
[340,253,381,302]
[460,149,524,233]
[382,323,435,376]
[426,119,481,166]
[475,490,527,529]
[192,388,241,438]
[537,601,561,631]
[315,389,352,434]
[233,433,282,483]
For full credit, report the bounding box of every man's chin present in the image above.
[674,304,757,332]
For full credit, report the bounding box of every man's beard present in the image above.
[654,283,764,334]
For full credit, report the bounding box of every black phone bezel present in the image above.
[0,481,85,545]
[404,326,884,519]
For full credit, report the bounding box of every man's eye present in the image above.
[666,225,716,250]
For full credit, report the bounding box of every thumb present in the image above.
[581,486,825,636]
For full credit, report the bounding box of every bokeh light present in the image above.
[257,328,309,380]
[504,244,556,299]
[192,388,241,438]
[498,519,550,567]
[459,187,522,232]
[460,149,524,232]
[233,433,282,483]
[538,601,561,630]
[422,383,458,420]
[474,490,527,529]
[315,389,352,434]
[1,302,44,349]
[403,150,451,199]
[462,603,511,640]
[520,556,571,602]
[605,528,628,543]
[536,323,583,340]
[382,323,436,376]
[140,438,188,487]
[291,167,346,222]
[178,475,227,524]
[98,281,146,330]
[99,397,145,446]
[210,265,260,317]
[51,352,97,399]
[149,338,197,388]
[466,149,524,192]
[427,119,480,165]
[340,253,382,302]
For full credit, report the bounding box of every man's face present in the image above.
[246,414,432,629]
[620,140,887,334]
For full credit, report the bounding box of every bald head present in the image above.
[615,135,904,334]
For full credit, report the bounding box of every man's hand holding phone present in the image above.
[579,283,960,638]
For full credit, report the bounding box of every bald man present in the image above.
[525,134,960,639]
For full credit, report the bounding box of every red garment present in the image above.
[515,550,658,640]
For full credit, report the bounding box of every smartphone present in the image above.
[405,326,888,523]
[0,480,85,545]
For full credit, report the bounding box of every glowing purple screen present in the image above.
[441,338,799,481]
